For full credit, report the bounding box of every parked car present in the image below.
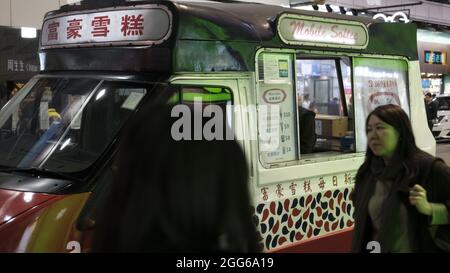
[432,95,450,139]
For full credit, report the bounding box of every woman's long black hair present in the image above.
[92,104,260,252]
[355,104,422,184]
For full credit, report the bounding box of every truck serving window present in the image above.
[256,52,355,168]
[296,57,354,158]
[257,52,411,168]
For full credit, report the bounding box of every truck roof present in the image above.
[39,0,419,74]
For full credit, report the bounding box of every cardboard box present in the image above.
[315,115,348,138]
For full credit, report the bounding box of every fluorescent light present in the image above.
[417,29,450,45]
[21,27,37,38]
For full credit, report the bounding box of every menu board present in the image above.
[258,53,297,164]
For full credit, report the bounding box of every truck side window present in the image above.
[295,58,355,158]
[169,86,234,139]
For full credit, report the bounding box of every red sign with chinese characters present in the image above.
[91,16,111,37]
[41,6,172,48]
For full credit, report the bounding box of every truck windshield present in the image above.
[0,77,150,175]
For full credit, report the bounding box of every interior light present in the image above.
[417,29,450,45]
[21,27,37,39]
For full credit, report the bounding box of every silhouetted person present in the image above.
[329,97,340,116]
[298,106,316,154]
[92,104,260,252]
[425,92,437,132]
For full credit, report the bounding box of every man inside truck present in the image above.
[298,96,317,154]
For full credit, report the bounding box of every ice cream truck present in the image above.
[0,0,433,252]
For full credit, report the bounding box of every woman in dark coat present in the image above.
[352,104,450,252]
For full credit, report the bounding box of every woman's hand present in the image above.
[409,184,432,216]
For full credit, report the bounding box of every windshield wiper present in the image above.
[0,167,80,182]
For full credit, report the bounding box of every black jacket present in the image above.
[352,151,450,252]
[425,100,438,121]
[298,107,316,154]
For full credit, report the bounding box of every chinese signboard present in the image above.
[41,5,172,49]
[6,59,39,73]
[277,14,369,49]
[424,50,447,65]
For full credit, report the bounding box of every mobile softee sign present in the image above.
[40,5,172,48]
[277,14,369,49]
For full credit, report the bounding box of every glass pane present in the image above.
[174,86,234,140]
[296,58,354,156]
[0,78,152,174]
[0,78,99,169]
[353,58,409,152]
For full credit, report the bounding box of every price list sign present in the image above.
[258,53,297,164]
